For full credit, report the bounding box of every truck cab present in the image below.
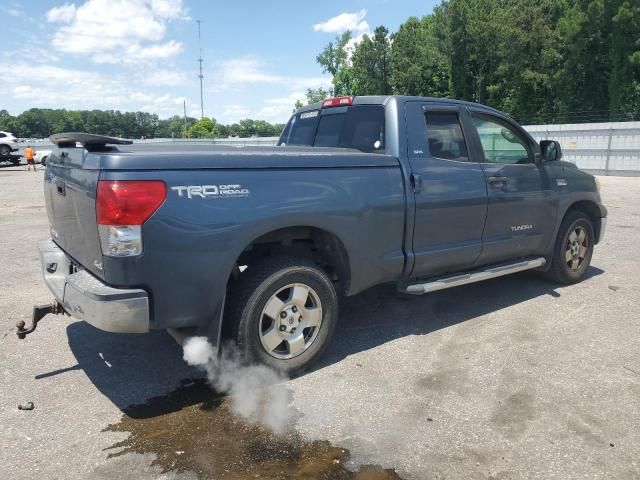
[279,96,606,283]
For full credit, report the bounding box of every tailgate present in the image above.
[44,148,104,278]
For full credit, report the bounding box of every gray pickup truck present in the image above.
[26,96,606,374]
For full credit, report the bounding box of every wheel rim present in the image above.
[259,283,323,360]
[565,225,589,272]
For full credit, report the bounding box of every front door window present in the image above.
[472,115,531,165]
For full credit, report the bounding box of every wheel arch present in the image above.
[565,199,604,244]
[230,225,352,296]
[218,225,350,344]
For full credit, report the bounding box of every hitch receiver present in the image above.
[17,301,66,339]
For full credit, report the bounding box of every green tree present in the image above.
[316,31,353,95]
[351,26,393,95]
[306,87,330,103]
[186,117,219,138]
[389,16,450,97]
[610,0,640,119]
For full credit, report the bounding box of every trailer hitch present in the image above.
[16,301,66,339]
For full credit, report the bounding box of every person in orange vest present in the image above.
[24,145,36,172]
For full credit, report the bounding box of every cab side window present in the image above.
[472,114,531,164]
[424,111,469,162]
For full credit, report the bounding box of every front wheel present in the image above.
[0,145,10,156]
[545,211,594,284]
[225,256,338,375]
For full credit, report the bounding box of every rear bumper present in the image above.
[38,240,149,333]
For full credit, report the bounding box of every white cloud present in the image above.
[46,3,76,22]
[313,9,369,33]
[211,57,330,92]
[251,91,306,123]
[46,0,187,64]
[142,69,189,87]
[0,61,185,118]
[218,57,281,85]
[223,104,251,119]
[138,40,183,59]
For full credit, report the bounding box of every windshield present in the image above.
[278,105,385,153]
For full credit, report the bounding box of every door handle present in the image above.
[487,176,507,187]
[411,173,422,193]
[55,180,66,196]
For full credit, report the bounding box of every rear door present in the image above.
[405,102,488,278]
[465,110,558,264]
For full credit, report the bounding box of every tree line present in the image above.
[309,0,640,124]
[0,108,285,139]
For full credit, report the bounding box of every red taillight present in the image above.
[321,96,353,108]
[96,180,166,225]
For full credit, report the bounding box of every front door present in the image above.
[466,110,558,264]
[405,102,488,278]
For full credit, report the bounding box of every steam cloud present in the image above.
[182,336,293,434]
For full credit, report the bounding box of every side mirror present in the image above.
[540,140,562,162]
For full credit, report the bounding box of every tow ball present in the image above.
[16,301,66,339]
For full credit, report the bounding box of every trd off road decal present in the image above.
[171,185,250,199]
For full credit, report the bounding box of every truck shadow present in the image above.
[319,267,603,368]
[64,324,202,411]
[63,267,602,413]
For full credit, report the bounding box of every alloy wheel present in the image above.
[565,225,588,272]
[259,283,323,359]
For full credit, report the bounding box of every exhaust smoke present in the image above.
[182,336,293,434]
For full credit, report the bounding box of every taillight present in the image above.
[96,180,166,257]
[321,96,353,108]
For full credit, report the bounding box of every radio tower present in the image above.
[197,19,204,119]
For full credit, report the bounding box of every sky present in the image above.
[0,0,439,124]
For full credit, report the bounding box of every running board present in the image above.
[400,257,546,295]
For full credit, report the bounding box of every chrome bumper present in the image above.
[38,240,149,333]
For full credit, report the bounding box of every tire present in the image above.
[0,145,10,156]
[41,156,47,166]
[224,256,338,376]
[545,210,594,284]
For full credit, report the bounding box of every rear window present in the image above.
[424,111,468,162]
[281,105,385,153]
[287,110,320,146]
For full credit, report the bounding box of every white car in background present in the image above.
[0,131,19,156]
[34,149,52,165]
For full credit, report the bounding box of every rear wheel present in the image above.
[546,211,594,284]
[225,256,338,375]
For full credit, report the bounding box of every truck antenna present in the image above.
[197,19,204,119]
[183,99,188,137]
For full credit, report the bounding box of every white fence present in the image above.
[525,122,640,175]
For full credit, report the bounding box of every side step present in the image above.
[400,257,546,295]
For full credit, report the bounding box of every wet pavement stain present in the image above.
[104,379,403,480]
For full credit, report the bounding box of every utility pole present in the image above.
[183,99,188,137]
[197,19,204,119]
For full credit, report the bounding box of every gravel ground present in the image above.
[1,167,639,479]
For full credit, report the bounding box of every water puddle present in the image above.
[104,379,403,479]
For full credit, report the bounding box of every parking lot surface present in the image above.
[1,166,639,479]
